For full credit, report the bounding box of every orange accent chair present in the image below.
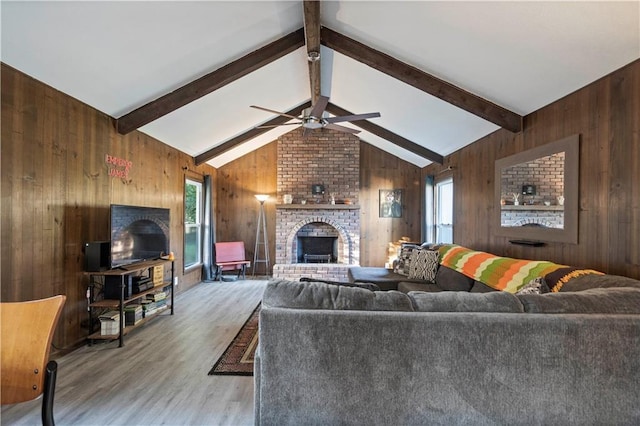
[1,295,66,426]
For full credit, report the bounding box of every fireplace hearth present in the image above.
[273,205,360,281]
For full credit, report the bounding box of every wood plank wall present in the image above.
[215,140,422,268]
[6,56,635,351]
[1,64,216,350]
[423,59,640,280]
[216,143,278,274]
[359,142,422,266]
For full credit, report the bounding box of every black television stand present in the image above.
[85,259,174,347]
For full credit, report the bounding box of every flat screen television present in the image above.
[110,204,170,269]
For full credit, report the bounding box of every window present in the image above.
[184,179,203,268]
[435,177,454,243]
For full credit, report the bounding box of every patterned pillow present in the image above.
[394,244,420,276]
[516,277,550,295]
[408,249,439,282]
[544,267,604,292]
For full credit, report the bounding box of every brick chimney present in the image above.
[273,128,360,281]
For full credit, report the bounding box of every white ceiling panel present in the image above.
[2,1,638,168]
[322,1,640,114]
[327,50,500,158]
[140,47,310,157]
[1,1,303,116]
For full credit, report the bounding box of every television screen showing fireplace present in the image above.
[110,204,170,268]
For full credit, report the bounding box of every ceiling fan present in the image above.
[251,95,380,137]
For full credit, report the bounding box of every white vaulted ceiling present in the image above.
[2,1,638,168]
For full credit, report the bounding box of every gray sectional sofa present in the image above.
[255,274,640,425]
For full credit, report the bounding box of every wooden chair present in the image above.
[1,295,66,426]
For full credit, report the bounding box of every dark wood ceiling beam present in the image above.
[117,28,305,135]
[326,103,444,164]
[303,0,321,104]
[194,101,312,165]
[321,27,522,133]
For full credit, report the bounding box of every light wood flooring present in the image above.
[1,279,267,425]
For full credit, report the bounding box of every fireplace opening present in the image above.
[297,236,338,263]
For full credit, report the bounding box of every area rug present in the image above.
[208,303,260,376]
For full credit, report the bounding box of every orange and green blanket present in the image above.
[438,244,565,293]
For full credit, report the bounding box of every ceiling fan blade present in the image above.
[324,112,381,124]
[325,123,361,134]
[250,105,300,120]
[257,122,301,129]
[308,95,329,119]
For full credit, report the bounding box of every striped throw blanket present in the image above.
[438,245,564,293]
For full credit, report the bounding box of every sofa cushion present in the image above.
[557,273,640,292]
[544,267,605,292]
[397,281,442,293]
[469,281,497,293]
[408,249,439,281]
[299,277,380,291]
[348,267,406,291]
[435,266,474,291]
[517,287,640,314]
[263,279,414,311]
[408,291,524,313]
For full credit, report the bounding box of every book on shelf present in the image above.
[124,304,143,326]
[99,311,120,321]
[147,291,166,302]
[99,310,122,335]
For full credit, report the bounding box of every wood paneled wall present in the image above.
[1,64,216,350]
[215,139,422,268]
[424,59,640,279]
[216,143,278,274]
[359,142,422,266]
[7,56,635,351]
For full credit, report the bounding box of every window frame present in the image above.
[434,176,454,244]
[425,174,454,244]
[184,178,203,271]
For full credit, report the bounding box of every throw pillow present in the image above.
[544,267,604,292]
[394,244,420,276]
[408,249,439,282]
[516,277,550,295]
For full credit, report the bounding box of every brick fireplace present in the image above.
[272,128,360,281]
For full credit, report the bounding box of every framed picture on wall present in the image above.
[379,189,403,218]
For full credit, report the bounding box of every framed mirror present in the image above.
[494,134,579,244]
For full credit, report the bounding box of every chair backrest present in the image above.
[1,295,66,405]
[215,241,246,263]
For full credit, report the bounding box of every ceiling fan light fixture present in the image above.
[302,117,323,129]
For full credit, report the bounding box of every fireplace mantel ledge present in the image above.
[276,204,360,210]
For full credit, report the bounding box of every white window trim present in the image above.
[184,179,203,269]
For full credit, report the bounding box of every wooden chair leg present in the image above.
[42,360,57,426]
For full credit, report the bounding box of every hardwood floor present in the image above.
[1,279,267,425]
